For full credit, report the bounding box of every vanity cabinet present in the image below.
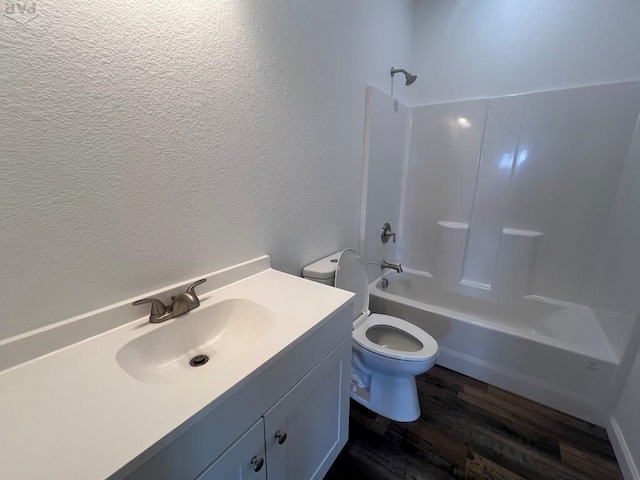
[198,341,349,480]
[263,336,349,480]
[118,304,352,480]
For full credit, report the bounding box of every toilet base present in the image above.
[350,371,420,422]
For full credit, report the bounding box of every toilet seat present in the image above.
[353,314,438,362]
[334,249,438,363]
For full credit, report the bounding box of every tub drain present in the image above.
[189,354,209,367]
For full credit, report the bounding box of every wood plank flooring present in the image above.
[325,366,622,480]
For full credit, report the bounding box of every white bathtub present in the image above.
[369,270,619,425]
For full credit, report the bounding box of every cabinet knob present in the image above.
[274,430,287,445]
[250,456,264,472]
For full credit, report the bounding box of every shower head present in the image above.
[390,67,417,86]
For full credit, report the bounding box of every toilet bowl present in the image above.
[303,249,438,422]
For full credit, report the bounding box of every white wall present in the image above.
[591,120,640,359]
[509,83,640,306]
[360,87,409,282]
[410,0,640,105]
[0,0,412,340]
[612,344,640,479]
[399,82,640,307]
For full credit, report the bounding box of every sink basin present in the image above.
[117,298,277,384]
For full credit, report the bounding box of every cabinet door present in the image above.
[263,338,351,480]
[196,419,267,480]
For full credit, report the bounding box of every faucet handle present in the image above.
[184,278,207,308]
[186,278,207,296]
[381,223,397,243]
[132,297,171,323]
[133,297,167,314]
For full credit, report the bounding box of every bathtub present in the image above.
[369,270,619,425]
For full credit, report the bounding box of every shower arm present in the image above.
[390,67,417,87]
[390,67,409,77]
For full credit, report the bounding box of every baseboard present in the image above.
[436,345,605,426]
[608,416,640,480]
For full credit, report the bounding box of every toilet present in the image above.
[303,249,438,422]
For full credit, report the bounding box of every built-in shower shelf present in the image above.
[434,219,545,299]
[459,279,492,290]
[437,221,469,230]
[502,228,544,237]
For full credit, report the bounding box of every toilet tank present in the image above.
[302,252,341,285]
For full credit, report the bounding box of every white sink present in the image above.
[116,298,277,384]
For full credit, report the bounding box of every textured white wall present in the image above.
[0,0,412,340]
[409,0,640,105]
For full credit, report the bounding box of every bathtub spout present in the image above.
[381,260,403,273]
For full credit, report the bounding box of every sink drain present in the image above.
[189,354,209,367]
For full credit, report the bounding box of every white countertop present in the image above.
[0,267,353,480]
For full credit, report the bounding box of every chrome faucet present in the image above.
[381,260,403,273]
[132,279,207,323]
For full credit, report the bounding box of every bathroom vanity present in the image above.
[0,256,354,480]
[119,308,352,480]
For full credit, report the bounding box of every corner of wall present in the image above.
[608,415,640,480]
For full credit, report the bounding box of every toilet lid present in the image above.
[352,314,439,362]
[335,248,369,321]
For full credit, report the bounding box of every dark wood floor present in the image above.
[325,366,622,480]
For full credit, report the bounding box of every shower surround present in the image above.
[360,82,640,424]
